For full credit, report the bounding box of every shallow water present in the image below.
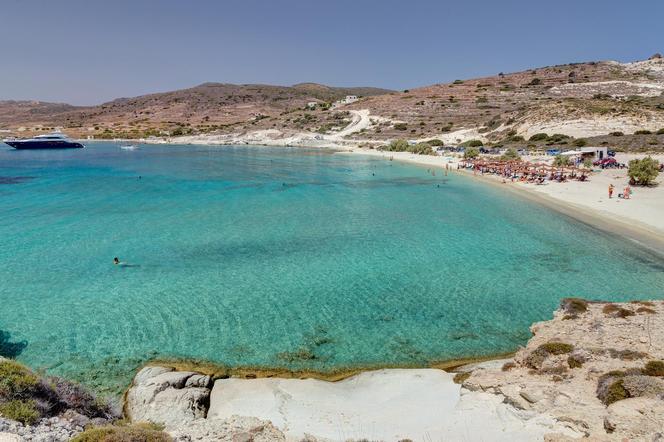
[1,143,663,392]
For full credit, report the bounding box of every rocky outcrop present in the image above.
[125,366,285,441]
[461,299,664,440]
[125,366,213,425]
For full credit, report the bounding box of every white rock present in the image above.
[126,366,212,427]
[133,366,175,385]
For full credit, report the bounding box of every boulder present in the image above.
[126,366,212,426]
[605,397,664,438]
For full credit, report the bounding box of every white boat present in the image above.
[120,144,139,150]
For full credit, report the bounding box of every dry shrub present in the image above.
[568,354,584,369]
[71,422,171,442]
[643,360,664,377]
[453,372,471,384]
[560,298,588,314]
[602,304,635,318]
[630,300,655,307]
[501,362,516,371]
[597,371,628,405]
[608,349,648,361]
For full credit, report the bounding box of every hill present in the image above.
[346,57,664,145]
[0,83,392,138]
[1,56,663,150]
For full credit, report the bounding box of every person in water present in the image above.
[114,257,120,265]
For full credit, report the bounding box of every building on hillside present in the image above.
[341,95,358,104]
[306,102,318,110]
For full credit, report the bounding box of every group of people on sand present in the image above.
[460,160,587,184]
[608,183,631,200]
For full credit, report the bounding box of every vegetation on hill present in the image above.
[2,57,664,152]
[0,359,117,425]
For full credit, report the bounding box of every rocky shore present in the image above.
[461,298,664,440]
[1,299,663,441]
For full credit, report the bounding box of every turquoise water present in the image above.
[1,143,663,392]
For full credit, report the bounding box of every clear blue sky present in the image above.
[1,0,662,105]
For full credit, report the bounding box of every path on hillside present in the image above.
[327,109,371,140]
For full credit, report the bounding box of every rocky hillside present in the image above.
[460,298,664,440]
[347,55,664,143]
[0,83,391,138]
[1,55,663,150]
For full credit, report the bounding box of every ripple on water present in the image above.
[0,143,663,394]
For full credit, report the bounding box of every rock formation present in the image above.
[460,299,664,440]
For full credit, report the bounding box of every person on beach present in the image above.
[608,184,614,199]
[624,185,631,199]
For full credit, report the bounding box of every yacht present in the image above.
[4,132,85,149]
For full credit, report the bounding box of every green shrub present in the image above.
[393,123,408,131]
[529,133,549,142]
[553,155,570,167]
[500,148,520,161]
[452,79,464,84]
[634,130,652,135]
[524,342,574,369]
[463,147,480,159]
[0,399,39,425]
[428,139,444,146]
[657,128,664,135]
[610,131,624,137]
[461,139,483,148]
[0,360,39,398]
[643,360,664,377]
[71,423,172,442]
[382,139,409,152]
[407,142,433,155]
[528,78,542,86]
[628,156,660,186]
[538,342,574,355]
[605,380,629,405]
[547,134,570,143]
[573,138,587,147]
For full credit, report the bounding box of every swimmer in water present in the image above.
[114,257,120,265]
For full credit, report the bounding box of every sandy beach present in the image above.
[342,149,664,252]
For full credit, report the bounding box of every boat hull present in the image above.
[5,140,85,149]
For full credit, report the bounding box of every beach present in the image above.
[343,149,664,252]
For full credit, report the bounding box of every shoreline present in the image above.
[124,299,664,441]
[341,148,664,257]
[136,351,515,385]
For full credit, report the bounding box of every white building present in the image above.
[560,147,608,162]
[341,95,358,104]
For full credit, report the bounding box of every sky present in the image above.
[0,0,662,105]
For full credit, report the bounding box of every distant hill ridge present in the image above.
[1,56,663,147]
